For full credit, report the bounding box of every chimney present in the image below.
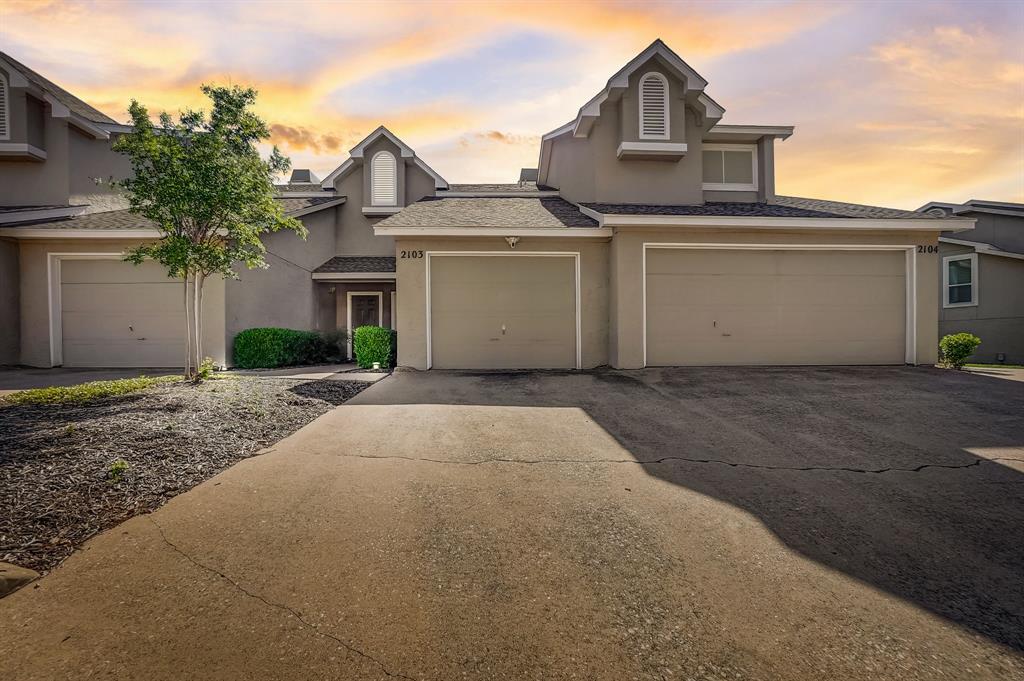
[289,169,321,185]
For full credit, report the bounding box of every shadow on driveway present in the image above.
[357,366,1024,652]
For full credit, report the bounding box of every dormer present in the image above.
[320,125,447,216]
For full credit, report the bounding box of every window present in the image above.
[943,253,978,308]
[0,73,9,141]
[639,72,669,139]
[702,144,757,191]
[370,150,397,206]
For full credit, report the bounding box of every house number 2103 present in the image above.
[400,250,424,259]
[917,245,939,253]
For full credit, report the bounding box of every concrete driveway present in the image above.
[2,367,1023,680]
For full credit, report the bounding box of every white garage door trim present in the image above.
[47,252,128,367]
[641,243,918,367]
[425,251,582,370]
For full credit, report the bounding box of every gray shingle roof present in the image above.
[313,256,396,274]
[441,182,550,194]
[6,197,340,230]
[275,196,341,214]
[583,196,935,220]
[376,197,598,228]
[273,184,337,194]
[1,51,118,124]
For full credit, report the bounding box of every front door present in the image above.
[351,294,381,329]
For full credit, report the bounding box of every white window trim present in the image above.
[370,150,398,207]
[638,72,670,141]
[702,143,758,191]
[0,73,9,141]
[942,253,978,308]
[346,291,384,358]
[425,251,581,370]
[641,243,919,367]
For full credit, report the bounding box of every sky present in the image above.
[2,0,1022,208]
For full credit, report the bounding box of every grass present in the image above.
[1,375,180,406]
[966,363,1024,369]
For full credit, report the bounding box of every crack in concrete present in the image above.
[339,453,1024,475]
[148,517,417,681]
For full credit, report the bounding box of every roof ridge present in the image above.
[0,50,118,124]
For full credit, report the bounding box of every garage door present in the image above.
[646,249,906,366]
[61,259,185,367]
[430,255,577,369]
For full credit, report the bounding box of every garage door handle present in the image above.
[137,337,147,341]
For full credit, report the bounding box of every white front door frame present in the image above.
[346,290,383,358]
[424,251,582,370]
[641,243,918,367]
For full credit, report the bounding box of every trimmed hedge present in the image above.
[353,325,396,369]
[233,327,328,369]
[939,332,981,369]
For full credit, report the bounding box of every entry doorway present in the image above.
[347,291,383,358]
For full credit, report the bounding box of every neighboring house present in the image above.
[917,200,1024,364]
[0,41,978,370]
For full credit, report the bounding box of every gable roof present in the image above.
[917,199,1024,219]
[560,39,721,142]
[319,125,448,190]
[0,51,117,125]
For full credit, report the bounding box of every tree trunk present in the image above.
[183,273,193,380]
[192,272,202,380]
[195,271,205,377]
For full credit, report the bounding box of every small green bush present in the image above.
[1,375,177,406]
[353,325,396,369]
[940,332,981,369]
[232,328,328,369]
[197,356,217,380]
[108,459,130,482]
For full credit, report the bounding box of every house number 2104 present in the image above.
[400,250,424,259]
[917,245,939,253]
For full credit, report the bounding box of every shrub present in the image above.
[197,356,217,380]
[1,375,177,406]
[353,325,396,369]
[939,332,981,369]
[232,327,328,369]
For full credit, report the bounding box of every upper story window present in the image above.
[639,72,669,139]
[702,144,757,191]
[943,253,978,308]
[370,150,397,206]
[0,73,9,141]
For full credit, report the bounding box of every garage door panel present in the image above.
[646,249,906,366]
[430,256,576,370]
[61,260,185,368]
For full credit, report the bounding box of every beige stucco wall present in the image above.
[608,228,942,368]
[546,57,706,205]
[224,207,338,361]
[393,237,610,370]
[68,130,134,212]
[0,113,71,206]
[938,242,1024,363]
[332,146,437,257]
[0,238,20,364]
[17,238,225,367]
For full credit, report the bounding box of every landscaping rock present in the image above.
[0,561,39,597]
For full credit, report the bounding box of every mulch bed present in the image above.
[0,376,369,574]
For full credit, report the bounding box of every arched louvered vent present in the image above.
[371,150,397,206]
[0,74,9,141]
[639,72,669,139]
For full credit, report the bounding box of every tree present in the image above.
[113,85,305,379]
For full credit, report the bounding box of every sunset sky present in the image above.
[2,0,1022,208]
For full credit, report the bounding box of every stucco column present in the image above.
[609,231,645,368]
